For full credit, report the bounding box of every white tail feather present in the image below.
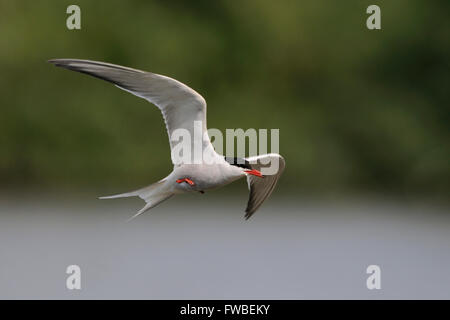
[126,193,173,222]
[98,191,138,199]
[99,179,174,220]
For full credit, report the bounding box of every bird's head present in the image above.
[224,156,264,178]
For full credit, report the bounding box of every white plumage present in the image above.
[49,59,285,219]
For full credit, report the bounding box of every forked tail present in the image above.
[99,179,174,221]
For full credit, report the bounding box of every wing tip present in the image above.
[47,58,70,66]
[244,209,255,220]
[47,58,80,71]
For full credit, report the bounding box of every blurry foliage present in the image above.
[0,0,449,196]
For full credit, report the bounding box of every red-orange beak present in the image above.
[244,169,263,178]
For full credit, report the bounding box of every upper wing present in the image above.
[244,154,286,219]
[48,59,215,165]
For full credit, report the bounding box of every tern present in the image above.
[49,59,285,220]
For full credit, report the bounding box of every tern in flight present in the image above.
[49,59,285,220]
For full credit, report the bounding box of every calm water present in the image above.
[0,193,449,299]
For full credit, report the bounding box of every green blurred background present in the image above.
[0,0,449,198]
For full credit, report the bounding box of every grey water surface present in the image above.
[0,193,449,299]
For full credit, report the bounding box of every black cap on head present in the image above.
[224,157,251,169]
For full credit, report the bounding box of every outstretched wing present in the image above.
[48,59,216,164]
[244,154,285,219]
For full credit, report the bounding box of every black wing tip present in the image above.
[48,58,68,64]
[47,59,60,66]
[47,58,146,73]
[47,58,92,69]
[47,59,75,69]
[244,210,254,220]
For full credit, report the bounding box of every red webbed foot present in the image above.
[176,178,195,186]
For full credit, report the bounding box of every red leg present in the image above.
[176,178,195,186]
